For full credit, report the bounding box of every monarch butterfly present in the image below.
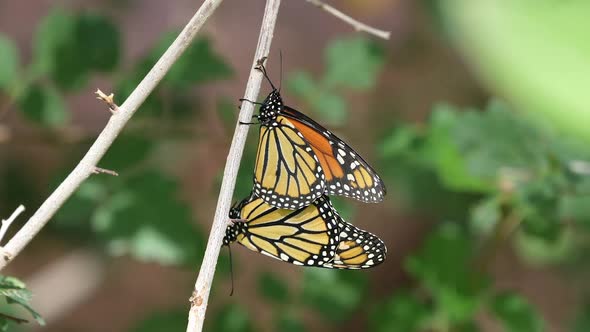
[223,194,386,269]
[243,60,386,210]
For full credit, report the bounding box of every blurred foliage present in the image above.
[211,304,255,332]
[287,37,385,126]
[431,0,590,144]
[0,275,44,330]
[130,311,187,332]
[491,292,544,332]
[302,269,368,322]
[1,2,590,331]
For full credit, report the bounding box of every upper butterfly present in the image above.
[245,60,386,210]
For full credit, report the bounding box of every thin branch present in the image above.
[304,0,391,40]
[0,205,25,245]
[0,0,225,271]
[185,0,282,331]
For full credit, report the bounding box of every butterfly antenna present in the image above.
[279,50,283,93]
[229,245,235,296]
[257,57,277,91]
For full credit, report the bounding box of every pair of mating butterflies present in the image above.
[223,60,387,269]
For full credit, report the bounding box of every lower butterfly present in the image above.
[223,194,386,269]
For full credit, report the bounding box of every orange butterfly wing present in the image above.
[282,107,386,203]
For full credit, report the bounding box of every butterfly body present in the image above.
[252,86,386,210]
[224,194,386,269]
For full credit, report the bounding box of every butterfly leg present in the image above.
[239,98,264,106]
[229,218,248,224]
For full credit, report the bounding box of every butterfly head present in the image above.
[258,90,283,123]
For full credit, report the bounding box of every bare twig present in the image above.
[92,167,119,177]
[304,0,390,40]
[185,0,282,331]
[0,205,25,244]
[0,0,225,271]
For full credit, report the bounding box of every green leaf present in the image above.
[211,304,254,332]
[560,194,590,227]
[514,229,574,266]
[130,310,186,332]
[469,196,501,235]
[490,292,544,332]
[425,104,493,192]
[217,98,238,129]
[35,9,91,90]
[257,271,289,303]
[287,71,347,125]
[309,92,347,126]
[514,178,562,242]
[33,10,120,90]
[101,134,154,170]
[571,302,590,332]
[276,312,306,332]
[149,33,232,88]
[370,291,430,332]
[405,224,488,324]
[0,275,45,326]
[54,178,107,229]
[17,84,68,127]
[439,0,590,143]
[302,269,368,321]
[32,8,77,76]
[379,125,420,159]
[451,101,548,181]
[232,136,258,199]
[287,71,318,100]
[92,170,204,265]
[0,35,19,89]
[329,196,355,222]
[76,13,121,72]
[324,37,385,89]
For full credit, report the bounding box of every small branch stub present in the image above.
[92,167,119,177]
[95,89,119,113]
